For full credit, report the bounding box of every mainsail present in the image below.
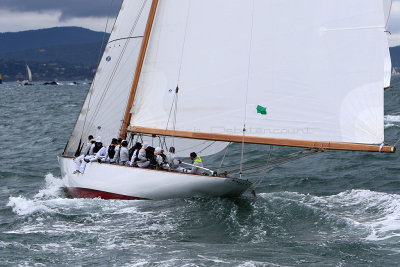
[127,0,394,153]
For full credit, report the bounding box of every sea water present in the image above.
[1,80,400,266]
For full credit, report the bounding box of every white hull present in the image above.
[59,156,252,200]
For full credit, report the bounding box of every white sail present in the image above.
[130,0,387,145]
[383,0,392,88]
[384,42,392,88]
[26,65,32,82]
[383,0,392,23]
[64,0,152,155]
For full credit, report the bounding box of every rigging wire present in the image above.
[252,145,273,190]
[162,0,191,149]
[88,1,147,126]
[385,0,393,30]
[239,0,256,179]
[223,149,318,175]
[164,0,191,148]
[77,0,116,148]
[217,142,231,173]
[82,0,148,142]
[176,0,192,86]
[172,88,179,147]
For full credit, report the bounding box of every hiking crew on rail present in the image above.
[73,135,205,175]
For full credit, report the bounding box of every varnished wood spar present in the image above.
[384,86,393,90]
[128,126,396,153]
[120,0,159,139]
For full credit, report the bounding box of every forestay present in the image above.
[130,0,388,146]
[64,0,152,156]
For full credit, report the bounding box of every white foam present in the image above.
[197,255,231,263]
[7,196,54,216]
[384,115,400,128]
[34,173,66,199]
[384,123,396,129]
[384,115,400,123]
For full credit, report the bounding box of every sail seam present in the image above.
[86,0,148,136]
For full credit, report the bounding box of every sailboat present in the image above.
[59,0,396,200]
[20,64,33,86]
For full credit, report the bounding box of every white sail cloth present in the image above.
[383,0,392,88]
[64,0,151,155]
[131,0,388,145]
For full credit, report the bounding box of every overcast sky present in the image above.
[1,0,400,46]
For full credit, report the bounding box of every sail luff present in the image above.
[128,126,395,153]
[120,0,159,139]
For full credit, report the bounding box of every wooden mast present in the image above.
[128,126,396,153]
[120,0,159,139]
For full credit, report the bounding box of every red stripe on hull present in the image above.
[66,187,150,200]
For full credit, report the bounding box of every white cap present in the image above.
[155,147,162,154]
[96,136,102,142]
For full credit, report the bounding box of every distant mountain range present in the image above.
[0,27,109,81]
[0,26,400,82]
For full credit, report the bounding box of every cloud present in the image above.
[0,9,112,33]
[0,0,123,20]
[1,0,400,47]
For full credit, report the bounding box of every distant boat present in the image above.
[20,65,33,86]
[43,81,59,86]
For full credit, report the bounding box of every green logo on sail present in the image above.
[256,105,267,115]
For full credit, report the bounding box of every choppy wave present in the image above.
[259,189,400,242]
[8,173,400,243]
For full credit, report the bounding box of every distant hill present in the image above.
[390,46,400,70]
[0,42,103,65]
[1,26,400,82]
[0,27,108,54]
[0,27,109,81]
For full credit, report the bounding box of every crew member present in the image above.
[114,138,123,164]
[119,140,130,165]
[154,147,168,169]
[129,142,142,166]
[74,135,94,173]
[167,147,184,172]
[137,143,150,168]
[105,138,118,163]
[188,152,203,174]
[76,136,103,174]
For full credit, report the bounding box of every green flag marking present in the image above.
[256,105,267,115]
